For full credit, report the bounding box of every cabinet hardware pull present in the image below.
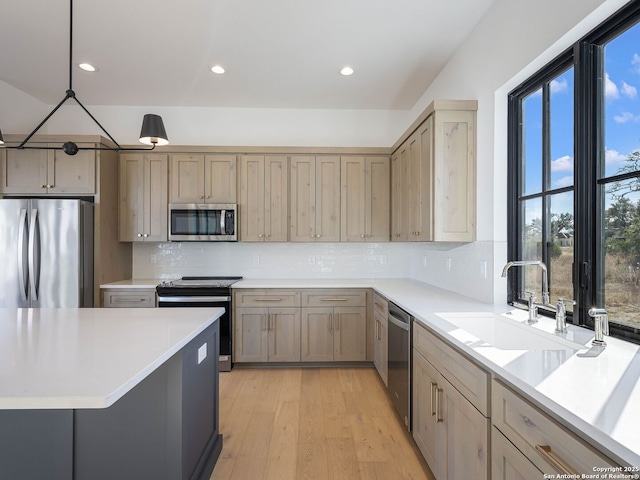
[265,234,271,238]
[143,233,149,237]
[262,316,267,331]
[336,316,340,331]
[535,445,577,475]
[114,298,146,303]
[310,234,315,238]
[329,314,333,332]
[374,302,384,310]
[41,184,47,188]
[137,233,143,237]
[435,387,444,423]
[375,320,379,340]
[320,298,348,302]
[360,234,365,238]
[254,298,282,301]
[258,234,264,238]
[269,314,274,331]
[430,382,437,417]
[316,234,321,238]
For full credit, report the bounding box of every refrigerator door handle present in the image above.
[17,209,29,302]
[28,208,40,301]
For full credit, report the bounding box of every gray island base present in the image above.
[0,317,222,480]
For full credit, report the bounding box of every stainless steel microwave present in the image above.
[168,203,237,241]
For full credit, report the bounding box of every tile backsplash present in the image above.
[133,241,498,303]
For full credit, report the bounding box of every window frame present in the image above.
[507,0,640,344]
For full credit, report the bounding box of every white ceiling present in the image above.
[0,0,494,111]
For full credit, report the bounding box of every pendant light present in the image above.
[0,0,169,155]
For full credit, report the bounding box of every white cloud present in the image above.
[633,53,640,74]
[553,176,574,188]
[606,73,619,100]
[621,81,638,99]
[550,78,568,94]
[613,111,640,123]
[605,148,627,167]
[551,155,573,172]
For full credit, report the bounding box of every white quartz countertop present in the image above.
[100,279,161,289]
[233,278,640,467]
[0,307,223,410]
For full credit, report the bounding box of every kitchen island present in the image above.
[0,307,224,480]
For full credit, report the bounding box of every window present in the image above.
[508,2,640,343]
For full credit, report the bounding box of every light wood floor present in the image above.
[210,367,434,480]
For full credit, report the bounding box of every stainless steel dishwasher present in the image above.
[387,302,411,430]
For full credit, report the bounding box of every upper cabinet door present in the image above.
[290,155,340,242]
[204,154,237,203]
[169,154,205,203]
[432,110,476,242]
[238,155,266,242]
[341,156,390,242]
[315,156,341,242]
[391,148,408,242]
[143,154,168,242]
[118,154,145,242]
[1,147,95,195]
[263,155,288,242]
[0,149,48,194]
[48,147,96,194]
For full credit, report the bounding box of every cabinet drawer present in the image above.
[413,321,489,415]
[373,292,388,317]
[492,380,619,475]
[234,290,301,307]
[302,289,366,307]
[102,290,156,308]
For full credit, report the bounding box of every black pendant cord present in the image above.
[69,0,73,92]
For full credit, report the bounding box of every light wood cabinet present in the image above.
[412,321,489,479]
[393,102,476,242]
[372,293,388,385]
[234,290,301,363]
[169,154,236,204]
[290,155,340,242]
[491,426,543,480]
[234,307,301,362]
[391,146,408,241]
[102,289,156,308]
[340,156,390,242]
[1,147,95,194]
[492,379,619,477]
[300,290,367,362]
[119,153,168,242]
[238,155,288,242]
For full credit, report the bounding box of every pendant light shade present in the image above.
[139,114,169,146]
[0,129,4,145]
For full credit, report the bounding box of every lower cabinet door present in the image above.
[268,308,301,362]
[235,308,268,362]
[333,307,366,361]
[491,426,542,480]
[301,308,334,361]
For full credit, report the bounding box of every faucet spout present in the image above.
[501,260,550,305]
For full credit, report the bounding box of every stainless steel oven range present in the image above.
[156,276,241,371]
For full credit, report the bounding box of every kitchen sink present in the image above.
[434,312,587,351]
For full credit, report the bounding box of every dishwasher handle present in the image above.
[388,312,410,331]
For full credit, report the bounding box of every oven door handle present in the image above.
[388,313,410,331]
[157,296,231,303]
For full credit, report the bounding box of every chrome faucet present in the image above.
[555,298,575,333]
[588,308,609,347]
[501,260,550,305]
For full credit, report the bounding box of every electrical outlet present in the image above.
[480,261,488,279]
[446,257,452,272]
[252,254,260,265]
[308,255,316,265]
[380,254,387,265]
[198,343,207,364]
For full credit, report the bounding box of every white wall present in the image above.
[2,0,634,304]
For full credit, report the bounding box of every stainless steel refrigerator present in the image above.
[0,198,94,308]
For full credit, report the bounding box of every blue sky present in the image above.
[522,20,640,221]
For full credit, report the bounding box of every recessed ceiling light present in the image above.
[78,63,96,72]
[211,65,225,74]
[340,66,354,76]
